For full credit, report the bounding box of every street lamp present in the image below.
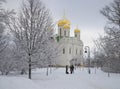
[85,46,91,74]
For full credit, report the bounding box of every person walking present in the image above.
[70,65,74,74]
[65,65,69,74]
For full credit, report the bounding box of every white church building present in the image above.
[55,15,84,66]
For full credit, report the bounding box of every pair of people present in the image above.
[66,65,74,74]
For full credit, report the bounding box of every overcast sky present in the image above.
[5,0,114,50]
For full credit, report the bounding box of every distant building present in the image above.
[55,15,84,66]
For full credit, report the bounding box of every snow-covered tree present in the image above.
[6,0,56,79]
[94,0,120,73]
[0,0,8,53]
[0,0,15,74]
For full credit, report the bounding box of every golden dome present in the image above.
[58,19,70,26]
[63,24,70,29]
[74,28,80,33]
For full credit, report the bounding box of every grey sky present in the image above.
[5,0,114,49]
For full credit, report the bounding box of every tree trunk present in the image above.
[29,56,32,79]
[50,66,52,74]
[46,67,49,76]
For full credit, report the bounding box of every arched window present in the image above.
[63,48,65,54]
[76,49,77,54]
[75,34,77,37]
[69,48,71,54]
[64,30,66,36]
[80,50,82,55]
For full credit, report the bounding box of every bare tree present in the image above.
[0,0,16,75]
[101,0,120,26]
[43,38,60,76]
[0,0,10,53]
[6,0,54,79]
[94,0,120,73]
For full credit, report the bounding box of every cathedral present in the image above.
[55,15,84,66]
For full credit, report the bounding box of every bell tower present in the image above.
[74,27,80,40]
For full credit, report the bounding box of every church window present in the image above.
[75,34,77,37]
[80,50,82,55]
[76,49,77,54]
[69,48,71,54]
[64,30,66,36]
[63,48,65,54]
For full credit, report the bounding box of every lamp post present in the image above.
[85,46,91,74]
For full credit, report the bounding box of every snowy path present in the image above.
[31,68,120,89]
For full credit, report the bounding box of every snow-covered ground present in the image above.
[0,76,40,89]
[0,68,120,89]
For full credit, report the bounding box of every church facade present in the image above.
[55,16,84,66]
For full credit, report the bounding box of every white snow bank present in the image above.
[0,76,40,89]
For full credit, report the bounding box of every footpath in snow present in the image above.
[0,68,120,89]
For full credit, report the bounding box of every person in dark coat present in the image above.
[65,65,69,74]
[70,65,74,74]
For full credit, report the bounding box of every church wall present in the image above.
[58,27,70,37]
[56,38,83,66]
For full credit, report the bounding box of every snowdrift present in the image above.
[0,76,40,89]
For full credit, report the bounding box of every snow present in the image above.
[0,68,120,89]
[0,76,40,89]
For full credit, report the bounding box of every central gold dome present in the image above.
[63,24,70,29]
[58,19,71,27]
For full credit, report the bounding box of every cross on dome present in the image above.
[58,11,71,28]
